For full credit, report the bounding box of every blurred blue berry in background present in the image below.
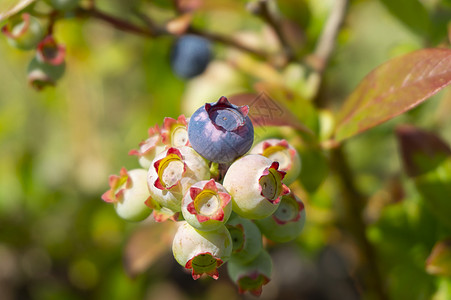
[170,34,212,79]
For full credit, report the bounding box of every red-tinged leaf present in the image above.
[426,239,451,276]
[228,92,314,136]
[0,0,36,22]
[334,48,451,143]
[123,221,176,278]
[396,125,451,177]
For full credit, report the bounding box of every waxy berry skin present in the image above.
[223,154,290,219]
[188,96,254,163]
[101,168,152,222]
[226,214,263,264]
[172,221,232,280]
[147,146,210,212]
[250,139,301,185]
[170,34,212,79]
[181,179,232,231]
[255,192,306,243]
[227,249,272,296]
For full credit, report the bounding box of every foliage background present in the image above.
[0,0,451,299]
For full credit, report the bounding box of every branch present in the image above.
[187,28,270,60]
[330,145,389,300]
[308,0,348,73]
[76,7,157,37]
[75,6,270,60]
[252,0,295,62]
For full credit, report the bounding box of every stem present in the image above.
[330,145,389,300]
[254,0,295,62]
[76,7,156,37]
[308,0,348,108]
[187,28,270,60]
[75,6,270,60]
[308,0,348,74]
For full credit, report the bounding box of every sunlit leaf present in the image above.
[426,239,451,277]
[0,0,36,22]
[334,48,451,143]
[229,92,314,136]
[123,221,176,278]
[396,125,451,230]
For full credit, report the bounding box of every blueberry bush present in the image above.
[1,0,451,299]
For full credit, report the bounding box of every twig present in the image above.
[133,10,167,36]
[76,7,156,37]
[187,27,270,60]
[75,6,270,60]
[330,145,389,300]
[253,0,295,62]
[308,0,348,74]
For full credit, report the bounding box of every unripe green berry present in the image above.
[147,146,210,212]
[227,249,272,296]
[27,57,66,90]
[226,214,263,263]
[101,168,152,222]
[172,221,232,279]
[223,154,290,219]
[1,13,44,50]
[182,179,232,231]
[250,139,301,185]
[254,192,306,243]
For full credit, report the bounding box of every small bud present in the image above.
[101,168,152,222]
[227,249,272,296]
[223,154,290,219]
[172,221,232,280]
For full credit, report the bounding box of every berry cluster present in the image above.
[1,0,79,89]
[102,96,306,296]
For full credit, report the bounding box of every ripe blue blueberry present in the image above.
[188,96,254,163]
[170,34,212,79]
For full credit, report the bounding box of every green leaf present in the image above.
[334,48,451,143]
[396,125,451,230]
[0,0,36,22]
[297,146,329,193]
[379,0,430,36]
[426,239,451,277]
